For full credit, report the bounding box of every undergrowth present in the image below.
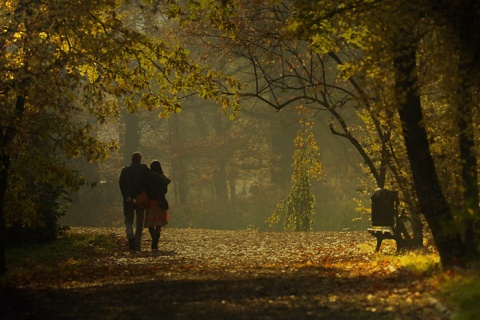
[357,241,441,275]
[359,242,480,319]
[377,246,480,320]
[436,265,480,320]
[2,230,117,286]
[393,250,441,275]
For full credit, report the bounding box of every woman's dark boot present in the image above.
[152,230,160,251]
[149,228,158,251]
[151,236,158,250]
[155,229,161,250]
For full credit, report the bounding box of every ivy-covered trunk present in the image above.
[267,117,323,232]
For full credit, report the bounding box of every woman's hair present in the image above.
[150,160,164,174]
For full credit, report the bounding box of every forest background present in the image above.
[62,2,368,234]
[2,0,480,275]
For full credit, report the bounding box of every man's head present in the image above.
[131,152,142,163]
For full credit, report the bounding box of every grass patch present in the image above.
[358,241,441,276]
[393,250,441,275]
[7,232,116,263]
[364,246,480,320]
[437,270,480,320]
[3,231,118,285]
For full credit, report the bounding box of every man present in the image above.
[119,151,150,252]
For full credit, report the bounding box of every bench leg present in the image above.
[375,237,383,251]
[394,223,409,251]
[395,235,405,252]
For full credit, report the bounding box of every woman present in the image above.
[145,160,171,251]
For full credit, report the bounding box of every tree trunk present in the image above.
[229,168,237,204]
[0,155,9,275]
[122,111,141,166]
[169,116,188,205]
[0,95,25,275]
[270,122,295,187]
[213,162,229,203]
[213,112,229,203]
[452,1,480,258]
[394,33,466,268]
[388,157,424,247]
[455,64,479,258]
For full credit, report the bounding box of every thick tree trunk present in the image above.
[455,66,479,258]
[0,156,8,275]
[394,34,466,268]
[452,1,480,258]
[0,95,25,275]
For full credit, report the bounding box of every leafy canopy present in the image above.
[0,0,241,226]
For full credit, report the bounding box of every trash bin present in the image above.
[368,188,401,251]
[371,188,398,228]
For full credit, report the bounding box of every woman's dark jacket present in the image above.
[146,172,171,210]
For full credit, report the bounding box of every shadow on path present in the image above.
[2,266,428,320]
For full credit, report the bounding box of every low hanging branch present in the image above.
[328,120,381,186]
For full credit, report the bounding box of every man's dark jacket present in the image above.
[119,162,150,200]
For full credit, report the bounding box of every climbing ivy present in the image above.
[268,111,323,231]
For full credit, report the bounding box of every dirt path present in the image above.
[2,228,446,319]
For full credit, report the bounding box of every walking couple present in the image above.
[119,152,171,252]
